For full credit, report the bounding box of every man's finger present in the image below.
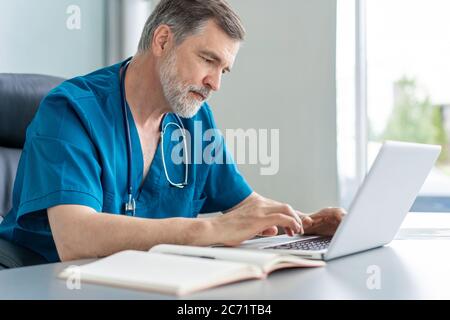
[264,204,303,226]
[259,226,278,236]
[300,215,313,228]
[264,213,302,234]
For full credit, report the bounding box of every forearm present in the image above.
[48,206,215,261]
[82,214,216,256]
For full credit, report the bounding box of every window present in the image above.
[337,0,450,211]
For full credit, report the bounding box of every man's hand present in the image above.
[210,192,346,247]
[299,207,346,236]
[211,193,303,246]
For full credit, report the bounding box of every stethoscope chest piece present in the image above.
[125,193,136,216]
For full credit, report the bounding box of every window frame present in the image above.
[339,0,446,212]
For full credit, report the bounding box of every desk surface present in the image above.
[1,212,450,300]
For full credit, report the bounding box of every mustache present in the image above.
[187,85,211,100]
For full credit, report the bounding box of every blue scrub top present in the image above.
[0,60,252,262]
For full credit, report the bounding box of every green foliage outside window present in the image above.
[379,76,448,163]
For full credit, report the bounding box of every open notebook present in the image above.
[58,244,325,296]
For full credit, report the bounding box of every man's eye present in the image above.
[202,57,213,64]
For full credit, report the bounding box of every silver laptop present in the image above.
[238,141,441,261]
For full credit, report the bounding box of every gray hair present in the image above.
[137,0,245,53]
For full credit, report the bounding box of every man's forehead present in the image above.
[184,21,240,66]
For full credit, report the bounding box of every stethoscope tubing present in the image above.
[120,58,188,216]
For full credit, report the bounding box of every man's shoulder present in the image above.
[47,62,122,103]
[31,62,123,134]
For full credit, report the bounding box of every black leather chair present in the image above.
[0,73,65,269]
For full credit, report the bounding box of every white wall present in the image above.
[121,0,152,59]
[209,0,339,212]
[105,0,153,65]
[0,0,106,78]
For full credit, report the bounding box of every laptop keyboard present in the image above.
[264,237,332,251]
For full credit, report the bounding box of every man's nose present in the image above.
[203,71,222,92]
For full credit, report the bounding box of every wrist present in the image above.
[187,217,217,246]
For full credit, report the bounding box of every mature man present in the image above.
[0,0,344,263]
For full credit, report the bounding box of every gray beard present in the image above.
[159,51,205,119]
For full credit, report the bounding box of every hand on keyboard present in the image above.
[298,207,346,237]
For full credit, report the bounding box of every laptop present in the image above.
[238,141,441,261]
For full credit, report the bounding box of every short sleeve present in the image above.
[14,92,103,229]
[199,106,253,213]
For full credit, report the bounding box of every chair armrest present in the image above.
[0,237,47,269]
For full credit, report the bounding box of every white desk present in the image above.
[0,212,449,299]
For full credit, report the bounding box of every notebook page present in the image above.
[152,244,290,267]
[59,250,262,296]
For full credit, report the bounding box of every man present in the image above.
[0,0,344,263]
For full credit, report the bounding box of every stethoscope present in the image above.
[120,58,189,216]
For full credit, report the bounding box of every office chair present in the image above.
[0,73,65,269]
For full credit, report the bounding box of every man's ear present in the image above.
[151,24,173,57]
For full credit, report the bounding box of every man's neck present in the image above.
[124,52,169,131]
